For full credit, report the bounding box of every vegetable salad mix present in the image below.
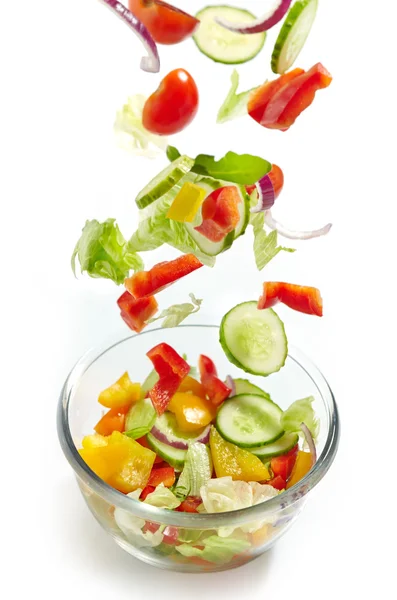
[70,0,334,568]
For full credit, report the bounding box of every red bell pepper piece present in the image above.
[140,485,156,501]
[271,444,299,481]
[125,254,203,299]
[176,496,202,513]
[248,68,304,125]
[194,186,241,242]
[117,291,158,333]
[142,520,161,533]
[148,466,176,488]
[266,475,287,491]
[162,526,180,545]
[258,282,323,317]
[147,343,190,415]
[198,354,231,407]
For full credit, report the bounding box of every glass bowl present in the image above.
[57,325,339,573]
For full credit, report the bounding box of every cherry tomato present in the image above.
[143,69,199,135]
[128,0,199,45]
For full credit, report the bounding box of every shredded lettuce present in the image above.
[124,398,156,439]
[148,293,202,329]
[71,219,144,284]
[174,443,212,500]
[114,490,163,547]
[114,94,168,158]
[217,70,258,124]
[254,229,295,271]
[176,535,251,565]
[281,396,320,441]
[144,483,181,509]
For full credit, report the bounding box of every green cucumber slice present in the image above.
[193,6,266,65]
[152,412,208,446]
[135,155,194,210]
[250,432,299,460]
[216,393,284,448]
[220,302,288,376]
[146,433,187,471]
[271,0,318,74]
[234,378,271,401]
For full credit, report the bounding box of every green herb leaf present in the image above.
[217,69,258,124]
[166,145,181,162]
[72,219,144,284]
[148,294,203,329]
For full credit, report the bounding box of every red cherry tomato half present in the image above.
[128,0,199,45]
[143,68,199,135]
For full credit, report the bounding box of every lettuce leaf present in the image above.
[144,483,181,509]
[71,219,144,284]
[174,442,212,499]
[253,229,295,271]
[217,69,258,124]
[124,398,156,439]
[281,396,320,441]
[148,293,202,329]
[114,490,163,548]
[114,94,168,158]
[176,535,251,565]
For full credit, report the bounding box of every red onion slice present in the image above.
[215,0,292,34]
[265,209,332,240]
[101,0,160,73]
[151,424,211,450]
[250,175,276,214]
[300,422,317,466]
[225,375,236,397]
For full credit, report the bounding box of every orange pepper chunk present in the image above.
[286,451,313,489]
[177,376,206,398]
[94,405,130,436]
[168,392,216,432]
[98,372,141,409]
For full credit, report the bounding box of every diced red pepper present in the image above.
[162,526,180,545]
[258,282,323,317]
[271,444,299,481]
[140,485,156,501]
[147,343,190,415]
[117,291,158,333]
[198,354,218,378]
[148,466,176,488]
[248,64,332,131]
[266,475,287,491]
[176,496,202,513]
[198,354,231,406]
[125,254,203,299]
[194,186,241,243]
[142,520,161,534]
[136,436,163,464]
[94,405,130,436]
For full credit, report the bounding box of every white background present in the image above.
[1,0,396,598]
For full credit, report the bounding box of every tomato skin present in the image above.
[143,69,199,135]
[128,0,199,45]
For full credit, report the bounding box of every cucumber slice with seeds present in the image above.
[135,155,194,209]
[251,432,299,460]
[220,302,288,376]
[216,393,284,447]
[193,6,266,65]
[271,0,318,74]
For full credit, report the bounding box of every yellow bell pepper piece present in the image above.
[168,392,216,432]
[286,451,313,489]
[82,434,108,449]
[98,372,141,409]
[79,431,155,493]
[210,427,270,482]
[166,182,207,223]
[177,375,206,398]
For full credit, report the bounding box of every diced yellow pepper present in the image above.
[210,427,270,482]
[166,182,207,223]
[79,431,156,493]
[177,375,206,398]
[286,451,313,489]
[98,372,141,409]
[82,434,108,449]
[168,392,216,432]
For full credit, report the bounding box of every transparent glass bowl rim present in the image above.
[57,324,340,529]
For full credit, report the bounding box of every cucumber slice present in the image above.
[234,186,250,239]
[220,302,288,376]
[234,378,271,401]
[250,432,299,460]
[146,433,187,471]
[193,6,266,65]
[135,155,194,210]
[152,412,209,447]
[216,394,284,448]
[271,0,318,74]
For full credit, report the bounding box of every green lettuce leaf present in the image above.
[143,483,181,509]
[71,219,144,284]
[174,442,212,500]
[114,490,163,548]
[281,396,320,441]
[176,535,251,565]
[217,69,258,124]
[253,229,295,271]
[114,94,168,158]
[124,398,156,439]
[148,293,202,329]
[140,369,159,398]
